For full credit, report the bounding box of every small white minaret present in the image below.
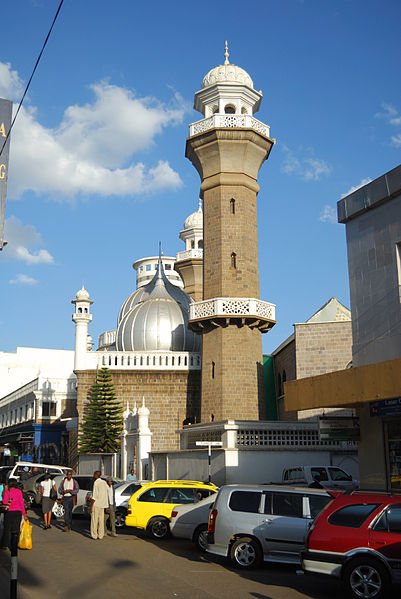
[72,286,93,370]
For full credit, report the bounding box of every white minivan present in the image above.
[8,461,71,481]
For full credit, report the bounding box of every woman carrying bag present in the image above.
[40,472,57,529]
[1,480,28,550]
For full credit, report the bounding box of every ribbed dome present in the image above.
[202,63,253,89]
[115,258,200,352]
[184,199,203,230]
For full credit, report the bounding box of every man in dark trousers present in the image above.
[58,471,79,532]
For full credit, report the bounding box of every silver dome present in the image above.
[116,258,201,352]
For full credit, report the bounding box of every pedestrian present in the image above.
[1,479,28,549]
[126,468,136,481]
[40,472,57,529]
[105,477,117,537]
[58,470,79,532]
[90,471,109,540]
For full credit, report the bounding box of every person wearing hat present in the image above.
[40,472,57,529]
[105,478,117,537]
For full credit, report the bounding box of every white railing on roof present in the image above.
[83,351,201,371]
[189,114,270,138]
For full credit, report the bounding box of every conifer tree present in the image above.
[79,368,123,453]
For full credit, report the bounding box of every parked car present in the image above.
[302,491,401,599]
[84,480,143,528]
[170,493,215,551]
[207,484,332,569]
[126,480,218,540]
[23,472,59,505]
[8,461,72,482]
[282,465,358,491]
[51,474,104,518]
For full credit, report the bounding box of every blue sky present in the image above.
[1,0,400,355]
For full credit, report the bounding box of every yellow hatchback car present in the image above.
[125,479,218,539]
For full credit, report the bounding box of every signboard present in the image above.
[370,397,401,417]
[319,417,360,441]
[195,441,223,447]
[0,98,12,251]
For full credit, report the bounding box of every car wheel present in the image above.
[115,510,126,529]
[230,537,262,570]
[146,517,171,540]
[344,557,389,599]
[193,524,208,552]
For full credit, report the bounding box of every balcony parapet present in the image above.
[189,114,271,139]
[78,350,201,371]
[189,297,275,333]
[176,249,203,262]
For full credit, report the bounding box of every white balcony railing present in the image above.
[189,114,270,138]
[82,350,201,371]
[189,297,275,322]
[176,249,203,261]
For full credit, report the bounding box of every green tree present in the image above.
[79,368,123,453]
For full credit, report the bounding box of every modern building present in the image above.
[285,164,401,492]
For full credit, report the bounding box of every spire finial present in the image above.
[224,40,230,65]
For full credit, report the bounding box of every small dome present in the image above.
[202,63,253,89]
[75,286,90,300]
[184,199,203,230]
[116,258,200,352]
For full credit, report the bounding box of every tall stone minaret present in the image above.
[175,198,203,301]
[72,286,93,370]
[186,43,276,422]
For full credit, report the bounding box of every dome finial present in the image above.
[224,40,230,65]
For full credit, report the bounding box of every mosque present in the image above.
[1,47,357,482]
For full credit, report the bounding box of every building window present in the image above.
[230,198,236,214]
[165,264,171,270]
[198,240,203,249]
[231,252,237,269]
[224,104,236,114]
[191,240,195,249]
[42,402,56,418]
[146,265,151,271]
[212,361,215,379]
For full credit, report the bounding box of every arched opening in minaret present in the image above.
[198,240,203,249]
[212,105,219,114]
[212,361,215,379]
[191,240,195,249]
[231,252,237,269]
[241,106,248,114]
[224,104,236,114]
[230,198,236,214]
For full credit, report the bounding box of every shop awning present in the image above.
[284,357,401,412]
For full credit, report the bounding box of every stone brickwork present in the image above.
[273,336,297,421]
[186,128,274,421]
[203,184,260,299]
[295,321,352,378]
[75,369,201,454]
[201,325,264,422]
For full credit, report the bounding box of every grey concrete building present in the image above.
[285,164,401,492]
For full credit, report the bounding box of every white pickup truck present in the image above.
[282,465,359,491]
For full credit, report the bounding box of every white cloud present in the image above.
[319,205,337,224]
[2,216,54,264]
[0,63,185,200]
[0,62,24,100]
[341,178,372,198]
[9,273,38,285]
[281,145,331,182]
[375,103,401,146]
[391,133,401,148]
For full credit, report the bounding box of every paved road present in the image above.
[0,508,349,599]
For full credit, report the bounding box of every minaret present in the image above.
[175,198,203,301]
[71,286,93,370]
[186,43,276,422]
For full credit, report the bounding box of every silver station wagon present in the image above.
[207,484,332,569]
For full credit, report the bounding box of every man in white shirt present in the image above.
[90,471,109,540]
